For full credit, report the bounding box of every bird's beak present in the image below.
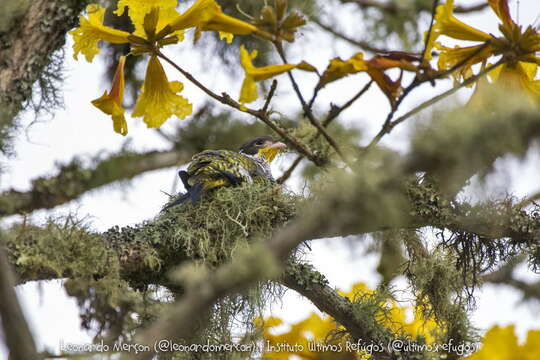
[270,141,287,150]
[259,141,287,163]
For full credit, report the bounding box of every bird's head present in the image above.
[239,136,287,163]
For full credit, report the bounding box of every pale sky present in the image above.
[1,0,540,357]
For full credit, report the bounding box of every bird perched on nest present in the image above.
[164,136,287,209]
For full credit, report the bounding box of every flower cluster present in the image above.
[426,0,540,102]
[70,0,270,135]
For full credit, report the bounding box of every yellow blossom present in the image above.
[427,0,540,101]
[69,4,130,62]
[169,0,220,31]
[132,56,192,128]
[489,62,540,102]
[464,326,540,360]
[239,45,314,103]
[426,0,491,60]
[71,0,265,134]
[169,0,258,42]
[91,56,128,135]
[114,0,182,38]
[258,283,440,360]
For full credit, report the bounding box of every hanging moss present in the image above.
[155,182,298,266]
[5,182,299,349]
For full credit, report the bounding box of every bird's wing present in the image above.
[186,150,257,190]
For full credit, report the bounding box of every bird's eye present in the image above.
[255,140,264,146]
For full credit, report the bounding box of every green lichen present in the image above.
[156,182,298,266]
[284,261,329,290]
[6,182,299,347]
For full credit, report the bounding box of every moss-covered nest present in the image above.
[161,182,298,264]
[104,182,299,279]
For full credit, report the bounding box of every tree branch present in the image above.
[481,255,540,301]
[273,42,350,165]
[0,149,187,216]
[157,50,325,166]
[364,58,503,151]
[340,0,488,14]
[280,262,400,360]
[311,18,394,54]
[0,0,90,153]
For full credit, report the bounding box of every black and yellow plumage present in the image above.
[164,136,286,209]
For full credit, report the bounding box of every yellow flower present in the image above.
[464,326,540,360]
[258,283,440,360]
[426,0,540,102]
[114,0,182,38]
[91,56,128,135]
[170,0,256,33]
[239,45,314,103]
[132,56,192,128]
[260,313,357,360]
[489,62,540,102]
[168,0,259,43]
[69,4,130,62]
[426,0,491,60]
[219,31,234,44]
[71,0,264,134]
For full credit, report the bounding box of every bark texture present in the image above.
[0,0,89,153]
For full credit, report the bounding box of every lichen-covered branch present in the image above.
[481,255,540,301]
[4,98,540,358]
[0,149,188,216]
[281,262,402,360]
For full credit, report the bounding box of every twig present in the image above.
[262,80,278,113]
[364,60,503,150]
[340,0,488,14]
[454,3,490,13]
[420,0,441,65]
[156,51,324,166]
[323,80,373,127]
[517,190,540,208]
[311,18,394,54]
[388,60,504,129]
[363,0,440,150]
[279,82,373,183]
[273,42,349,165]
[363,40,493,151]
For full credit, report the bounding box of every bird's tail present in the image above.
[162,183,204,210]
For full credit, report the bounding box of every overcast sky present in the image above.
[1,0,539,357]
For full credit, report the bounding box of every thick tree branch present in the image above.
[0,149,188,216]
[281,263,400,360]
[481,255,540,301]
[5,102,540,360]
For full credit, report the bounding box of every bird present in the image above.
[163,136,287,209]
